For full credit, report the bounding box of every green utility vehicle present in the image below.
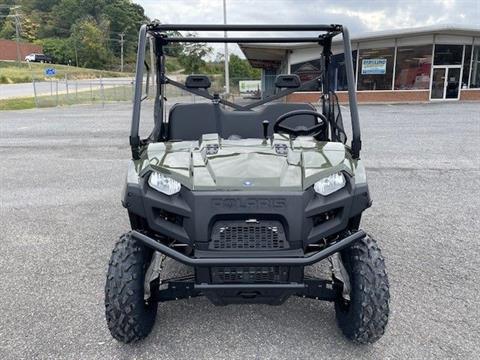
[105,23,390,344]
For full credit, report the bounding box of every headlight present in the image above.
[148,171,181,195]
[314,172,346,196]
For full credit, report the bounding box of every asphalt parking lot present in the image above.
[0,101,479,359]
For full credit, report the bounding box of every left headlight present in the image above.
[148,171,181,195]
[314,172,346,196]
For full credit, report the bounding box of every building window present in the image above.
[462,45,472,88]
[290,51,357,92]
[358,47,395,90]
[394,45,432,90]
[469,45,480,88]
[434,44,463,65]
[291,59,322,91]
[327,51,357,91]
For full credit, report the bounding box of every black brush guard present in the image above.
[132,229,364,266]
[132,230,365,304]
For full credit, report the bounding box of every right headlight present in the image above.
[314,172,346,196]
[148,171,181,196]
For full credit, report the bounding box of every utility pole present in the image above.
[13,6,21,64]
[223,0,230,95]
[119,32,125,72]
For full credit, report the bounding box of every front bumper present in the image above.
[134,229,365,305]
[123,175,370,304]
[131,229,365,266]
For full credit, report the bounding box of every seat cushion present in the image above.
[167,103,218,141]
[221,103,317,138]
[167,102,318,140]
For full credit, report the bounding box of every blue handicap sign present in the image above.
[44,68,56,76]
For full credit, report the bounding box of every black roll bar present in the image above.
[342,26,361,158]
[130,24,147,159]
[163,37,328,44]
[148,24,342,32]
[130,23,362,160]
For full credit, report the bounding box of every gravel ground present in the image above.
[0,101,479,359]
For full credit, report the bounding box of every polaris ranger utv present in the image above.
[105,23,390,344]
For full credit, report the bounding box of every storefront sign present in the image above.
[361,59,387,75]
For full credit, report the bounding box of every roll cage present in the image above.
[130,23,361,160]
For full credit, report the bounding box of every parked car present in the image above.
[24,53,52,63]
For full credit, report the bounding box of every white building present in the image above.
[240,25,480,102]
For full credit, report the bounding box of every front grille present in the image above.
[210,220,288,250]
[211,266,288,283]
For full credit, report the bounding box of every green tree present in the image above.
[70,16,112,69]
[27,0,61,12]
[21,0,61,39]
[1,0,149,70]
[51,0,106,36]
[0,6,39,42]
[103,1,148,61]
[20,16,39,42]
[0,0,14,31]
[40,37,75,64]
[163,30,183,58]
[229,54,261,83]
[0,17,15,39]
[178,34,212,74]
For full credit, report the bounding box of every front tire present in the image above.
[105,233,158,343]
[335,234,390,344]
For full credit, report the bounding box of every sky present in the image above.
[136,0,480,56]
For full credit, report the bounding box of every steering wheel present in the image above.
[273,110,327,137]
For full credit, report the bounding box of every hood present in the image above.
[141,134,356,191]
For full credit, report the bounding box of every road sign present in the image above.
[44,68,56,76]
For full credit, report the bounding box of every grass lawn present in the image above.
[0,97,36,110]
[0,61,131,84]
